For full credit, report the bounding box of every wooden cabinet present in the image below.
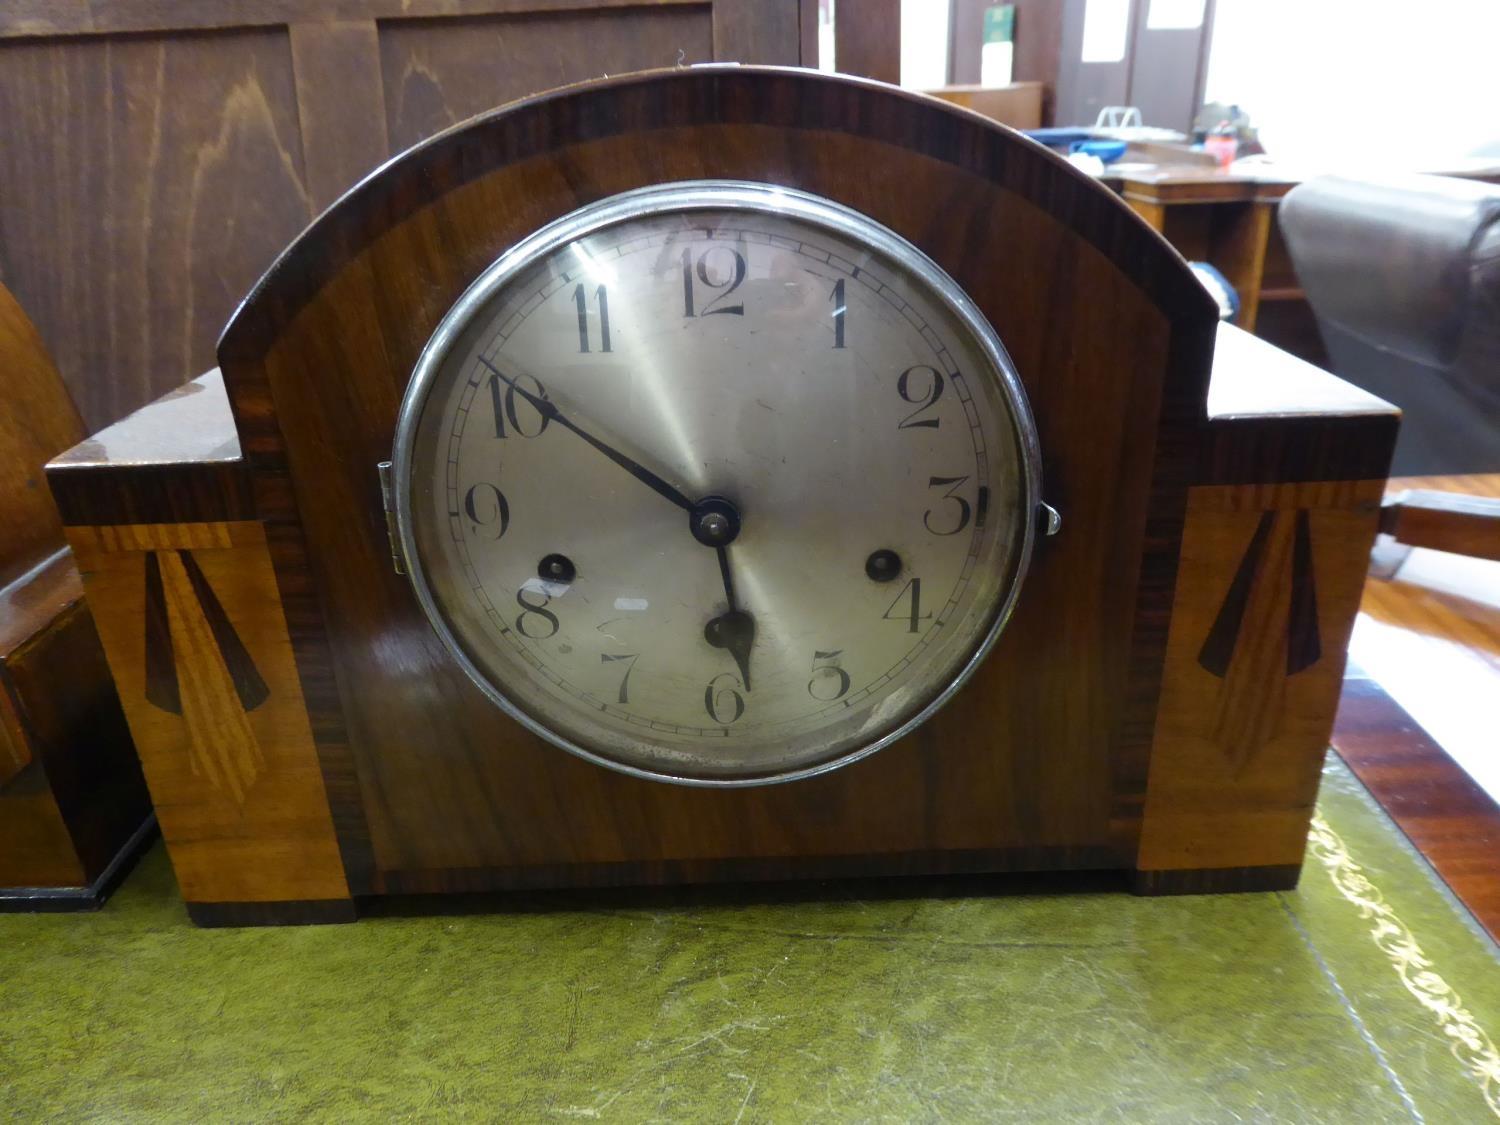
[0,1,804,434]
[1114,171,1296,333]
[0,281,153,910]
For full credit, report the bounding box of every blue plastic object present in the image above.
[1024,128,1096,148]
[1188,261,1240,321]
[1068,139,1128,164]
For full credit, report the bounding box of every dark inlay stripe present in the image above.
[177,551,270,712]
[1197,510,1275,678]
[142,552,180,714]
[1287,510,1322,675]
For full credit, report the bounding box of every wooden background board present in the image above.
[833,0,899,85]
[0,0,802,435]
[213,66,1218,895]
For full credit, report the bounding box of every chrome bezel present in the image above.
[392,180,1043,787]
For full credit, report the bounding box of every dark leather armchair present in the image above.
[1280,174,1500,475]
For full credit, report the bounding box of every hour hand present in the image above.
[705,608,755,691]
[476,356,694,513]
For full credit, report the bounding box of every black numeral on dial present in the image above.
[704,672,746,724]
[896,365,944,429]
[681,246,746,317]
[882,578,932,634]
[924,475,972,536]
[487,371,551,439]
[463,482,510,540]
[515,584,560,639]
[601,652,639,705]
[574,283,612,353]
[807,649,852,701]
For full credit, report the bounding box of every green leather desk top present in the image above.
[3,758,1497,1122]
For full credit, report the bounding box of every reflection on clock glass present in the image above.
[400,184,1036,783]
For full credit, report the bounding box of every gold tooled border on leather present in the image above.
[1308,812,1500,1118]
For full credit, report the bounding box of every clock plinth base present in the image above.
[1132,864,1304,897]
[186,899,358,929]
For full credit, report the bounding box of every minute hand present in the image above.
[477,357,693,513]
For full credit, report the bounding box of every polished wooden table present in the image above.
[1334,472,1500,941]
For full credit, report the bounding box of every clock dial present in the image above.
[394,182,1039,784]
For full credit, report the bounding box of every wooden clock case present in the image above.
[46,67,1396,926]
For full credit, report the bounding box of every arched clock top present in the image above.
[218,65,1217,406]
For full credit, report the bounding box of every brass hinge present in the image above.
[377,461,407,575]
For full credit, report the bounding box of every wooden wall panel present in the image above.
[1126,0,1215,135]
[378,7,715,151]
[0,27,315,432]
[712,0,801,63]
[1054,0,1133,129]
[950,0,1064,125]
[289,21,391,211]
[833,0,899,84]
[1052,0,1215,133]
[0,1,710,38]
[947,0,985,84]
[0,2,802,437]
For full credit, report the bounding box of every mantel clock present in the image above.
[47,67,1396,925]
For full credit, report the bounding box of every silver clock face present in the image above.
[393,182,1040,785]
